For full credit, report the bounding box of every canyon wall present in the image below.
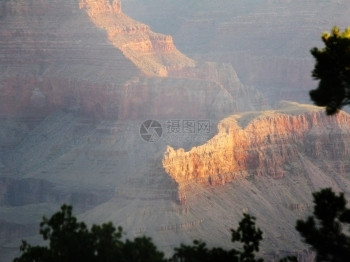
[0,0,139,118]
[3,102,350,261]
[163,102,350,199]
[123,0,350,104]
[3,1,349,261]
[0,0,266,126]
[0,2,268,260]
[79,0,195,77]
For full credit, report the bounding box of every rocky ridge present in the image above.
[0,0,266,123]
[79,0,195,77]
[163,102,350,201]
[2,102,350,261]
[123,0,350,104]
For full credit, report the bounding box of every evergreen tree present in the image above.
[309,26,350,115]
[296,188,350,262]
[13,204,166,262]
[171,214,263,262]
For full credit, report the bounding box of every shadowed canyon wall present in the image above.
[123,0,350,104]
[0,0,266,125]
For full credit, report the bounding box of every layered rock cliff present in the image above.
[123,0,350,104]
[3,102,350,260]
[2,1,336,261]
[79,0,195,77]
[163,102,350,198]
[0,0,139,119]
[0,0,266,125]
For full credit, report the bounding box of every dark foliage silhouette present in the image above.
[13,204,165,262]
[296,188,350,262]
[171,214,263,262]
[14,206,267,262]
[309,26,350,115]
[15,188,350,262]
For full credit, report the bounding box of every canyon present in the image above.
[163,101,350,200]
[1,1,350,262]
[123,0,350,104]
[0,0,266,122]
[2,102,350,261]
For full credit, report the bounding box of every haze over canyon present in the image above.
[1,0,350,261]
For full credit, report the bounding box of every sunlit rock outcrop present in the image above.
[79,0,195,77]
[163,102,350,192]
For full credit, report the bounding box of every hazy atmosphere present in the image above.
[1,0,350,261]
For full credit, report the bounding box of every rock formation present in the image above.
[0,0,265,124]
[3,102,350,261]
[3,1,350,261]
[0,2,268,260]
[163,101,350,201]
[0,0,139,118]
[79,0,195,77]
[123,0,350,104]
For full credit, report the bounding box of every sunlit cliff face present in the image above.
[79,0,195,77]
[163,102,350,192]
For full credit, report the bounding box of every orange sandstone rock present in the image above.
[163,102,350,190]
